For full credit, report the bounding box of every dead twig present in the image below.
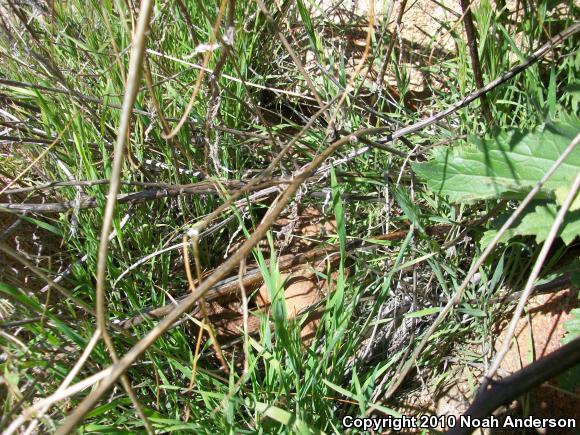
[0,179,282,213]
[1,179,204,195]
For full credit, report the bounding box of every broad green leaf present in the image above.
[481,203,580,246]
[412,117,580,203]
[513,203,580,245]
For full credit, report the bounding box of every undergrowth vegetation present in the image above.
[0,0,578,433]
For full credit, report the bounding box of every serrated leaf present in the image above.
[482,203,580,246]
[412,117,580,203]
[516,203,580,245]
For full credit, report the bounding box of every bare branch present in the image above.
[0,180,281,213]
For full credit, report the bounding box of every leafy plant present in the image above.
[413,115,580,245]
[414,113,580,364]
